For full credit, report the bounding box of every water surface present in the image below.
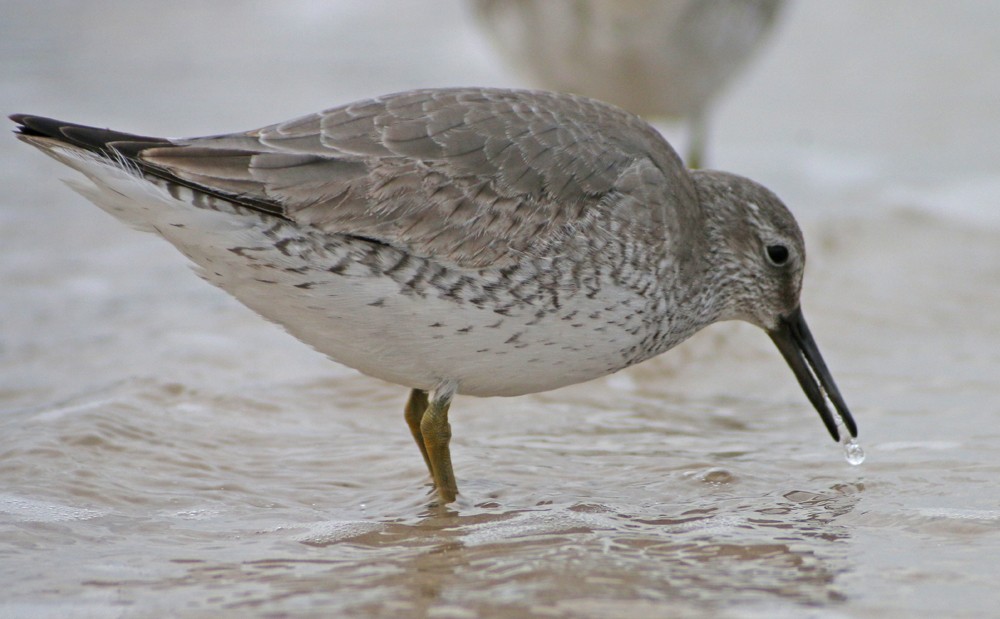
[2,2,999,617]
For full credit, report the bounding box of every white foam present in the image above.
[0,494,105,522]
[882,175,1000,228]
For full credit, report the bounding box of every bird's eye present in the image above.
[766,244,790,266]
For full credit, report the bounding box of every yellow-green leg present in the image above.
[404,388,432,474]
[404,386,459,503]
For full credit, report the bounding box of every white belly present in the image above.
[61,152,653,397]
[186,226,648,397]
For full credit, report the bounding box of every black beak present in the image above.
[768,307,857,442]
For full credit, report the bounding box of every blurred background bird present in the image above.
[472,0,785,168]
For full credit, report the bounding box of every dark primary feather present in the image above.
[10,113,289,219]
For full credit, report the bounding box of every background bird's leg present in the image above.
[686,108,708,169]
[404,388,432,476]
[420,383,459,503]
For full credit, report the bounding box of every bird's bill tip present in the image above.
[768,307,857,442]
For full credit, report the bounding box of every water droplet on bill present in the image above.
[842,436,865,466]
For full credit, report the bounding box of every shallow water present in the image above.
[3,1,1000,617]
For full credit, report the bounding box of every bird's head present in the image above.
[691,169,857,442]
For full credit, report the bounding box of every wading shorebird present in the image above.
[472,0,785,168]
[11,87,856,503]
